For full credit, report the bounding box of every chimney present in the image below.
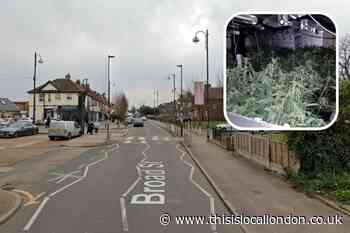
[76,79,81,85]
[65,73,71,80]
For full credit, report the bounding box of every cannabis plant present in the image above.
[227,58,335,127]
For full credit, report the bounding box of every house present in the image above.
[0,98,20,118]
[27,73,107,124]
[14,101,29,118]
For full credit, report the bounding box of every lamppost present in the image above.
[168,73,176,120]
[32,52,44,124]
[176,64,183,137]
[107,54,115,141]
[193,29,210,139]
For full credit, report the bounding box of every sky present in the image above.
[0,0,349,107]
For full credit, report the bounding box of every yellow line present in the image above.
[13,189,35,201]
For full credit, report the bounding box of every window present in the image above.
[66,94,72,100]
[48,93,51,102]
[39,94,44,102]
[55,94,61,100]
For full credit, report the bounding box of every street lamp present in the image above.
[107,54,115,141]
[193,29,210,139]
[176,64,183,137]
[168,73,176,120]
[32,52,44,124]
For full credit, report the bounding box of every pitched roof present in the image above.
[28,78,83,94]
[0,98,19,112]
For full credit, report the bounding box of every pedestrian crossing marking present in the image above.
[121,136,174,144]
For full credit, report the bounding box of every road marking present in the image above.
[151,136,159,141]
[120,197,129,231]
[138,137,145,141]
[0,146,5,150]
[120,143,151,231]
[123,140,132,144]
[24,192,46,207]
[126,136,134,140]
[23,144,120,232]
[23,197,50,231]
[164,137,170,141]
[176,144,217,233]
[12,189,46,207]
[48,170,82,184]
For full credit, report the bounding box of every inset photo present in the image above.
[224,14,338,130]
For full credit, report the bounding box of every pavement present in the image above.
[0,121,241,233]
[182,129,350,233]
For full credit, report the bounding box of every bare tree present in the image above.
[112,92,129,122]
[340,35,350,80]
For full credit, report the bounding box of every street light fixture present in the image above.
[107,54,115,141]
[192,29,210,139]
[32,52,44,125]
[176,64,183,137]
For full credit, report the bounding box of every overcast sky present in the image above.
[0,0,349,107]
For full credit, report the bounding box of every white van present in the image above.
[48,121,82,140]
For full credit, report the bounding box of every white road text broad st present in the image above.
[131,161,166,204]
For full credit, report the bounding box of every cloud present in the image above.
[0,0,348,106]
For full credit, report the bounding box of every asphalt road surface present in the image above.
[12,121,243,233]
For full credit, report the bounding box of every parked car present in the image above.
[48,121,82,140]
[126,117,134,125]
[0,122,39,138]
[141,116,147,121]
[133,118,144,127]
[0,119,8,128]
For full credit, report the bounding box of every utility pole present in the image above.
[33,53,37,124]
[107,55,115,141]
[176,64,183,137]
[32,52,44,125]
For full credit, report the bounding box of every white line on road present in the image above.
[176,144,217,233]
[120,143,151,231]
[23,144,120,232]
[120,197,129,231]
[23,197,50,231]
[151,136,159,141]
[138,137,145,141]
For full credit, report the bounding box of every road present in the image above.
[4,121,241,233]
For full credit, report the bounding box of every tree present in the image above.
[138,105,154,115]
[340,35,350,80]
[130,106,137,114]
[111,92,129,122]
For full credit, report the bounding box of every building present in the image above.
[0,98,20,118]
[226,14,336,67]
[14,101,29,118]
[27,73,107,124]
[192,85,224,121]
